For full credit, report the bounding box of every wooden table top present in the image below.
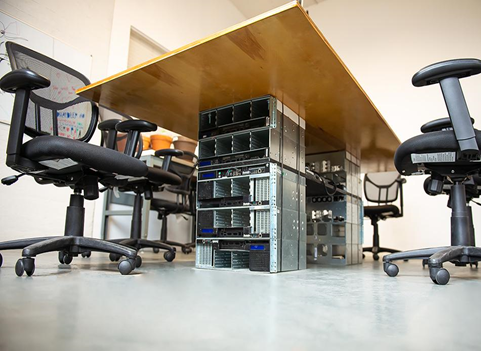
[77,1,399,172]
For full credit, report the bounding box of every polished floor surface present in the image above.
[1,249,481,351]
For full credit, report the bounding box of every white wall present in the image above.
[107,0,246,75]
[306,0,481,251]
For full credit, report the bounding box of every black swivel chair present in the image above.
[383,58,481,285]
[362,172,405,260]
[97,119,182,264]
[0,41,152,275]
[151,150,198,254]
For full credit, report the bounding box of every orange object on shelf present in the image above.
[151,134,173,150]
[142,135,151,151]
[173,136,197,161]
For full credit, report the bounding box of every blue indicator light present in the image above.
[250,245,265,251]
[201,172,215,179]
[201,229,214,234]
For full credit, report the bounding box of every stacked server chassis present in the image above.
[306,152,363,265]
[195,96,306,272]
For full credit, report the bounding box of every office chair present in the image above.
[362,172,405,260]
[383,58,481,285]
[97,119,182,264]
[150,150,198,254]
[0,41,153,276]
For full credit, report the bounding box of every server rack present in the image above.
[195,96,306,272]
[305,151,364,265]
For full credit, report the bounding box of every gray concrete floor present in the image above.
[1,250,481,351]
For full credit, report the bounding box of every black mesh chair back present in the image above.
[362,171,404,260]
[364,171,401,204]
[6,41,96,141]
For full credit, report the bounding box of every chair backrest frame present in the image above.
[364,172,405,217]
[6,41,98,143]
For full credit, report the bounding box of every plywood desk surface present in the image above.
[77,1,399,172]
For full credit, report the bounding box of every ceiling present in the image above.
[230,0,320,19]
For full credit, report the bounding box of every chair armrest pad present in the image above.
[98,119,122,131]
[421,117,475,133]
[155,149,184,157]
[0,69,50,93]
[116,119,157,133]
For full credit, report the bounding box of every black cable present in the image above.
[310,169,338,196]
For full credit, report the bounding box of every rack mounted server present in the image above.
[305,151,363,265]
[195,96,306,273]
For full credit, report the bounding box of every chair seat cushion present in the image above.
[22,135,148,177]
[364,205,400,218]
[150,198,189,212]
[146,167,182,186]
[394,129,481,175]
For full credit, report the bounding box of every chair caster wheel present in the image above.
[64,254,72,265]
[58,251,65,264]
[470,262,478,268]
[135,256,142,268]
[109,253,121,262]
[118,259,134,275]
[430,267,450,285]
[422,259,428,268]
[16,258,35,277]
[164,251,175,262]
[0,253,3,268]
[153,248,160,254]
[373,254,380,261]
[15,258,24,276]
[81,251,91,258]
[182,247,192,254]
[58,251,72,264]
[384,262,399,277]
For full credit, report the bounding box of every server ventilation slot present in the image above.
[214,250,232,268]
[251,129,269,150]
[214,210,232,228]
[232,208,250,227]
[217,106,233,126]
[233,133,251,153]
[233,101,251,123]
[232,178,250,197]
[216,136,232,156]
[214,179,232,198]
[255,210,270,234]
[199,139,215,159]
[196,241,213,267]
[232,251,250,269]
[252,97,270,119]
[255,178,269,202]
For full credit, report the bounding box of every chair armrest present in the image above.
[413,59,481,160]
[154,149,184,171]
[0,69,50,93]
[98,119,122,150]
[1,69,51,169]
[421,117,475,133]
[115,120,157,157]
